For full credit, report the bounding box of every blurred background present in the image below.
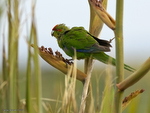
[0,0,150,112]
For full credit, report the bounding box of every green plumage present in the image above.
[51,24,135,72]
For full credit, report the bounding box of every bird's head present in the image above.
[51,24,69,39]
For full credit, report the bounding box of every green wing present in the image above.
[60,27,110,53]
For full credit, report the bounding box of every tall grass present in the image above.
[1,0,42,113]
[61,51,78,113]
[0,0,149,113]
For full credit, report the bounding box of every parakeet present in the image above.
[51,24,135,72]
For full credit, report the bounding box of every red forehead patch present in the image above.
[52,25,62,32]
[52,25,58,30]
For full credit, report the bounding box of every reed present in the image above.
[114,0,124,112]
[0,0,149,113]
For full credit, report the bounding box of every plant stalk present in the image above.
[79,1,108,113]
[114,0,124,112]
[8,0,20,110]
[32,3,43,112]
[117,57,150,91]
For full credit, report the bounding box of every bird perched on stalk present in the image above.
[51,24,135,72]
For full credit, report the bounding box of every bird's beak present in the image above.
[51,30,54,36]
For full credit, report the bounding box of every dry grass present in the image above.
[0,0,149,113]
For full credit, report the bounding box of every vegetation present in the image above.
[0,0,150,113]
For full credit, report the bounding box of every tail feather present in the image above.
[93,52,135,72]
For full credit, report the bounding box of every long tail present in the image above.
[93,52,135,72]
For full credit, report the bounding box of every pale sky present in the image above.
[0,0,150,69]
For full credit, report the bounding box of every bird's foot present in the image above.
[64,59,73,68]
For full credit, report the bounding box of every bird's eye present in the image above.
[57,29,62,32]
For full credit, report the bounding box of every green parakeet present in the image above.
[51,24,135,72]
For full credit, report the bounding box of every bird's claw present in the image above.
[64,59,73,68]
